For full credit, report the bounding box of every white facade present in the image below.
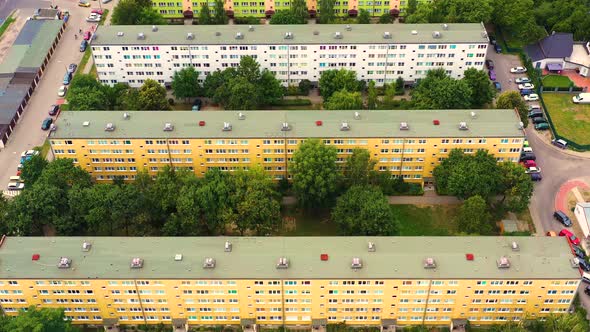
[575,202,590,238]
[91,24,489,88]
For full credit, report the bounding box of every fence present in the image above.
[496,26,524,53]
[538,93,590,151]
[541,86,585,92]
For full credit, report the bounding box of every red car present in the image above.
[559,229,580,245]
[91,9,103,15]
[83,31,91,40]
[521,160,536,168]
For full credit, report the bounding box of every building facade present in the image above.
[0,236,580,329]
[48,109,524,184]
[91,23,489,87]
[153,0,429,18]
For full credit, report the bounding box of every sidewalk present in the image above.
[388,191,461,205]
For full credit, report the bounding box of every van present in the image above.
[522,147,533,153]
[488,70,496,81]
[572,93,590,104]
[552,139,568,149]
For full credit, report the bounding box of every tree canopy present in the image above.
[496,90,529,127]
[318,0,336,23]
[0,307,80,332]
[213,0,228,24]
[357,9,370,23]
[171,67,201,101]
[111,0,166,25]
[138,79,170,110]
[411,68,473,109]
[318,69,362,100]
[463,68,496,108]
[454,195,493,235]
[324,90,363,110]
[199,4,212,24]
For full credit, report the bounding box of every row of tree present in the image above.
[111,0,167,25]
[68,74,170,111]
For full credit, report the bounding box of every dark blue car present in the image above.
[80,40,88,52]
[520,89,533,96]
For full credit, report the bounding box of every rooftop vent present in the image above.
[432,31,441,38]
[152,25,158,32]
[81,242,91,252]
[203,257,216,269]
[481,31,488,38]
[130,257,144,269]
[137,32,145,40]
[383,31,392,39]
[351,257,362,269]
[117,31,124,37]
[518,121,524,129]
[238,112,246,120]
[224,241,232,252]
[199,120,206,126]
[334,32,342,39]
[497,256,510,269]
[174,254,183,261]
[123,112,130,120]
[163,123,174,131]
[368,242,376,252]
[340,122,350,131]
[277,257,289,269]
[458,122,468,130]
[465,253,474,261]
[433,120,440,125]
[470,111,477,119]
[442,23,449,30]
[57,257,71,269]
[281,122,291,131]
[235,32,244,40]
[411,30,418,35]
[345,25,352,31]
[104,123,115,131]
[400,122,409,130]
[511,241,520,251]
[215,31,221,36]
[313,30,319,35]
[248,25,254,31]
[354,112,361,120]
[82,121,90,127]
[222,122,232,131]
[186,32,194,40]
[316,120,323,126]
[424,257,437,269]
[284,32,293,39]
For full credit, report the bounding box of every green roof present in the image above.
[93,23,487,46]
[0,237,579,280]
[51,110,524,140]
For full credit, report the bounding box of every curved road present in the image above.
[526,127,590,234]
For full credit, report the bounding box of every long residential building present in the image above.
[153,0,430,18]
[91,23,489,87]
[49,109,524,185]
[0,236,580,329]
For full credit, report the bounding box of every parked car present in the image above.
[522,147,533,153]
[532,117,547,124]
[78,0,91,7]
[510,66,527,73]
[554,210,572,227]
[41,117,53,130]
[91,9,104,15]
[524,94,539,101]
[530,173,542,181]
[192,98,202,111]
[535,122,550,130]
[515,77,531,84]
[521,160,536,168]
[86,16,100,22]
[528,104,541,111]
[49,104,59,116]
[523,139,530,147]
[67,63,77,74]
[576,257,590,272]
[494,44,502,53]
[58,85,67,97]
[584,286,590,295]
[102,0,112,3]
[83,31,91,41]
[63,72,72,85]
[572,245,587,259]
[489,35,497,45]
[488,69,496,81]
[520,89,533,96]
[559,228,580,245]
[552,139,568,149]
[485,59,494,69]
[80,40,88,52]
[546,231,557,236]
[518,83,535,90]
[520,152,536,161]
[525,167,541,174]
[21,150,39,158]
[493,82,501,91]
[528,110,543,118]
[7,181,25,191]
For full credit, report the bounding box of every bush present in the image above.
[271,98,312,106]
[234,16,261,24]
[168,98,175,106]
[298,79,312,95]
[378,13,393,24]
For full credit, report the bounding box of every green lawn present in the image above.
[0,15,15,39]
[542,92,590,145]
[542,75,573,88]
[279,206,338,236]
[392,205,460,236]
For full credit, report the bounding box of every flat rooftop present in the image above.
[51,110,524,140]
[0,237,579,280]
[93,23,488,46]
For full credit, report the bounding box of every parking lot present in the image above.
[485,48,526,94]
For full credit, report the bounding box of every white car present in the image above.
[7,181,25,191]
[510,67,527,73]
[515,77,531,84]
[20,150,39,157]
[58,85,67,97]
[86,16,101,22]
[525,167,541,174]
[518,83,535,90]
[524,94,539,101]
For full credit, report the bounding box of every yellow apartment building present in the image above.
[0,236,580,330]
[48,109,525,186]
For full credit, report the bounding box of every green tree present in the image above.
[395,76,405,94]
[20,154,48,186]
[298,79,312,95]
[411,68,473,109]
[199,3,212,24]
[111,0,142,25]
[138,79,170,110]
[357,9,370,23]
[319,69,361,100]
[332,185,399,235]
[318,0,335,23]
[406,0,418,15]
[270,10,305,24]
[291,0,309,21]
[324,90,363,110]
[0,307,80,332]
[493,0,544,42]
[102,83,130,110]
[454,195,493,235]
[171,67,201,102]
[343,148,376,187]
[291,139,340,208]
[462,68,496,108]
[367,80,378,110]
[447,0,493,23]
[67,87,106,110]
[37,158,92,192]
[496,90,529,127]
[69,74,102,91]
[84,184,124,235]
[538,312,589,332]
[379,82,397,109]
[136,6,167,25]
[378,13,393,23]
[226,77,260,110]
[213,0,228,24]
[258,70,285,106]
[498,162,533,213]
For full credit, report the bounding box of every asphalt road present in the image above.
[0,0,118,191]
[0,0,49,19]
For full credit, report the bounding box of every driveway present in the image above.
[0,0,119,191]
[0,0,48,20]
[486,49,524,93]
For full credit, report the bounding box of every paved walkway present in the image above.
[388,194,461,205]
[554,179,589,212]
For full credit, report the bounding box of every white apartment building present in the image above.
[91,23,489,88]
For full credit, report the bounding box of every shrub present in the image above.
[234,16,261,24]
[298,79,312,95]
[168,98,175,106]
[271,98,312,106]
